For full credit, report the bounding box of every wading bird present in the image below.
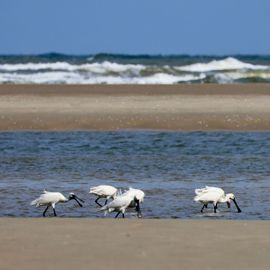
[122,187,145,218]
[99,191,141,218]
[31,191,84,217]
[89,185,118,206]
[194,186,241,213]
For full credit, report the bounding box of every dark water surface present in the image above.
[0,131,270,219]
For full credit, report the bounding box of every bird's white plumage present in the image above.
[194,186,235,205]
[195,186,224,196]
[100,192,134,215]
[31,191,68,207]
[123,187,145,203]
[89,185,117,199]
[194,190,224,204]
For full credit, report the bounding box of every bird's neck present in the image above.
[219,196,228,203]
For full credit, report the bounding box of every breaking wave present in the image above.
[0,55,269,84]
[176,57,268,72]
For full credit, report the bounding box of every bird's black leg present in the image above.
[122,213,125,218]
[43,205,49,217]
[227,201,231,208]
[95,197,102,207]
[214,203,218,213]
[104,199,108,206]
[53,207,57,217]
[205,204,208,208]
[200,204,206,213]
[115,211,121,218]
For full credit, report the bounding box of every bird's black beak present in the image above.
[135,199,142,218]
[232,198,241,213]
[227,201,231,208]
[71,195,84,207]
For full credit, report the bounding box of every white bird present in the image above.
[31,191,84,217]
[99,191,142,218]
[89,185,118,207]
[194,186,241,213]
[122,187,145,217]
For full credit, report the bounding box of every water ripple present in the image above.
[0,131,270,219]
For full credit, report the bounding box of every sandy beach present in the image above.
[1,218,270,270]
[1,84,270,131]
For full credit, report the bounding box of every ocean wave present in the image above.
[176,57,268,72]
[0,61,145,74]
[0,72,205,84]
[214,71,270,83]
[0,56,270,84]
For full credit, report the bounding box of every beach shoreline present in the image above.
[1,84,270,131]
[1,218,270,270]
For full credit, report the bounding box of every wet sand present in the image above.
[1,84,270,131]
[1,218,270,270]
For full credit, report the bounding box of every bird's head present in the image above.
[225,193,242,213]
[225,193,235,202]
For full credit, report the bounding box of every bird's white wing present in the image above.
[90,185,117,196]
[194,190,223,202]
[101,195,132,211]
[195,186,224,195]
[124,188,145,203]
[31,192,66,206]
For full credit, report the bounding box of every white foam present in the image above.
[0,61,145,74]
[0,62,75,72]
[0,71,206,84]
[175,57,268,72]
[0,58,269,84]
[0,72,82,84]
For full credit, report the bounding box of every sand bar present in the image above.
[1,218,270,270]
[1,84,270,131]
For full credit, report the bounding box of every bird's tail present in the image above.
[89,187,99,194]
[194,186,209,195]
[194,189,203,195]
[30,199,38,206]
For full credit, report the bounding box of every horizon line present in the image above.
[0,52,270,57]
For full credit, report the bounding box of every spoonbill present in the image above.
[99,191,141,218]
[194,186,242,213]
[89,185,118,207]
[195,186,231,209]
[122,187,145,218]
[31,191,84,217]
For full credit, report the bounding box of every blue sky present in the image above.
[0,0,270,55]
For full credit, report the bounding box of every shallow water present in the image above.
[0,131,270,219]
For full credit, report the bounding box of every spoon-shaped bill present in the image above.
[232,198,241,213]
[71,195,84,207]
[135,200,142,218]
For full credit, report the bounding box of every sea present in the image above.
[0,53,270,84]
[1,131,270,219]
